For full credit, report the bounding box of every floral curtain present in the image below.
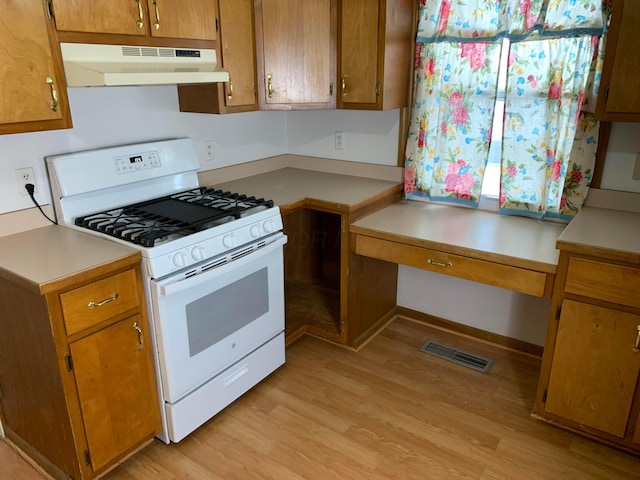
[405,0,609,220]
[404,41,501,205]
[499,36,595,218]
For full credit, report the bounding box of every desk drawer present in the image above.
[355,235,550,297]
[60,269,140,335]
[565,258,640,309]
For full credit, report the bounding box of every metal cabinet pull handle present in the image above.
[427,258,452,268]
[633,325,640,353]
[133,321,144,350]
[45,77,58,112]
[267,74,273,98]
[87,292,119,309]
[341,75,347,97]
[152,0,160,30]
[135,0,144,28]
[227,80,233,101]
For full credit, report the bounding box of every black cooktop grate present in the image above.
[74,187,274,247]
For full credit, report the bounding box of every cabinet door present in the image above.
[219,0,257,108]
[0,0,71,134]
[177,0,257,114]
[545,300,640,438]
[595,0,640,121]
[339,0,380,105]
[51,0,151,35]
[256,0,336,109]
[70,314,161,472]
[339,0,412,110]
[147,0,217,41]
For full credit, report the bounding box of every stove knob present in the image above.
[172,252,188,268]
[263,219,276,233]
[191,246,206,261]
[222,233,236,248]
[250,224,263,238]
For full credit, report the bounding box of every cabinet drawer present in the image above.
[354,235,550,297]
[565,258,640,309]
[60,269,140,335]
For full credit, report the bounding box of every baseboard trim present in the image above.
[395,306,543,358]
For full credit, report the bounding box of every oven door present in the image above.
[150,233,287,404]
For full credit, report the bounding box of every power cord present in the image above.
[25,183,57,225]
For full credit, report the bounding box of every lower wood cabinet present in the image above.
[281,188,401,348]
[0,254,161,480]
[535,250,640,452]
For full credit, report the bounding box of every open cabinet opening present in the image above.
[282,209,342,342]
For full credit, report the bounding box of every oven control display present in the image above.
[114,150,162,174]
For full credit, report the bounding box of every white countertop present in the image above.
[556,206,640,263]
[211,168,401,212]
[351,201,566,272]
[0,226,139,294]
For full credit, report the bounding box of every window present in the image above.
[404,1,609,220]
[480,39,510,200]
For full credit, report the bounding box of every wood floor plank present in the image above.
[2,318,639,480]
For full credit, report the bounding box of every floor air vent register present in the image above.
[419,340,494,373]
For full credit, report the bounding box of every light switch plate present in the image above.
[634,153,640,181]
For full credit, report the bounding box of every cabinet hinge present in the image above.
[46,0,55,19]
[65,354,73,372]
[0,385,3,400]
[542,389,547,403]
[555,306,561,320]
[375,82,380,96]
[605,86,609,102]
[329,83,334,97]
[215,17,219,33]
[84,450,92,467]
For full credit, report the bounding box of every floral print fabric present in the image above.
[543,0,605,33]
[406,0,609,220]
[417,0,545,41]
[404,41,501,205]
[500,36,596,219]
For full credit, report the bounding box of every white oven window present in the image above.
[186,268,269,357]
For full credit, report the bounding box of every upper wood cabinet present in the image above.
[50,0,217,44]
[254,0,337,110]
[338,0,413,111]
[0,0,72,135]
[178,0,258,114]
[595,0,640,121]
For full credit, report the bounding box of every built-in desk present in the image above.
[351,201,566,298]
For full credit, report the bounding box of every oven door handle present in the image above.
[157,234,287,297]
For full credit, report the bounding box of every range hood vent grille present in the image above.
[60,43,229,87]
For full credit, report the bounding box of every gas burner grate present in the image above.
[74,187,275,247]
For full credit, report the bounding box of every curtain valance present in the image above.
[417,0,605,43]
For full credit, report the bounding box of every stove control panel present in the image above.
[114,150,162,174]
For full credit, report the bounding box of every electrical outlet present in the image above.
[203,140,215,161]
[15,167,36,196]
[335,131,345,150]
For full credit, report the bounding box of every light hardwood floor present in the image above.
[2,317,640,479]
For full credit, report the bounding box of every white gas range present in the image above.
[46,138,287,443]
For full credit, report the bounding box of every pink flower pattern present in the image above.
[499,35,598,219]
[406,2,602,218]
[444,160,475,200]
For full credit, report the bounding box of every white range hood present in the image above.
[60,43,230,87]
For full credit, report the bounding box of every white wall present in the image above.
[0,86,287,214]
[286,109,400,166]
[601,122,640,193]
